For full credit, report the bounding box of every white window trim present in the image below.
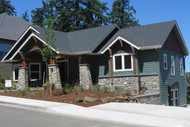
[113,53,133,72]
[180,58,184,76]
[13,64,21,81]
[163,54,168,70]
[29,63,41,81]
[171,56,175,75]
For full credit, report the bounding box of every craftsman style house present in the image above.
[0,12,30,77]
[1,20,189,106]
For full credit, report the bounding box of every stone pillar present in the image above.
[17,67,29,90]
[48,64,62,89]
[79,64,92,89]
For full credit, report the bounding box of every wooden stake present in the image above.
[49,68,52,96]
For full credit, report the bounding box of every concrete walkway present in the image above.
[0,95,190,127]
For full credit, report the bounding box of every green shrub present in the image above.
[73,98,80,103]
[82,101,87,105]
[74,84,84,92]
[0,77,5,84]
[62,95,66,101]
[126,90,131,96]
[96,84,101,95]
[90,100,96,103]
[34,88,41,95]
[88,84,93,92]
[48,97,52,100]
[102,86,108,94]
[66,87,73,94]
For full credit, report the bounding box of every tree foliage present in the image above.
[110,0,139,28]
[31,0,109,32]
[40,28,56,63]
[0,0,16,15]
[21,10,29,22]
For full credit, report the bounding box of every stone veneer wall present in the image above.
[79,64,92,89]
[139,75,159,95]
[98,76,139,95]
[48,64,62,89]
[98,75,160,104]
[135,94,160,105]
[17,67,29,90]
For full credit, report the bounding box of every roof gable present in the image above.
[98,21,189,55]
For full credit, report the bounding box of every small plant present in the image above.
[102,86,109,94]
[73,98,80,103]
[74,84,84,92]
[126,90,131,96]
[48,97,52,100]
[82,101,87,104]
[96,84,101,95]
[62,95,66,101]
[34,88,41,95]
[88,84,93,92]
[14,90,21,95]
[90,100,96,103]
[1,91,4,95]
[66,87,73,94]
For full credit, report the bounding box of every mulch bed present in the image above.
[0,89,128,107]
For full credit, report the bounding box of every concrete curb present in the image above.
[1,95,190,127]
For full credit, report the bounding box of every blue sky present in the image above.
[11,0,190,72]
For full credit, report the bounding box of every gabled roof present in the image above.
[99,21,189,55]
[0,12,31,41]
[32,24,118,53]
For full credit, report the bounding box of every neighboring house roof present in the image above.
[32,24,118,54]
[99,21,189,55]
[0,12,31,41]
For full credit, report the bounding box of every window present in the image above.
[171,56,175,75]
[180,58,184,76]
[163,54,167,69]
[0,43,13,60]
[113,53,133,72]
[13,64,21,81]
[29,63,41,81]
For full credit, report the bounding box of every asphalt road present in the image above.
[0,104,141,127]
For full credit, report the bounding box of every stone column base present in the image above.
[48,64,62,89]
[79,64,92,89]
[17,67,29,90]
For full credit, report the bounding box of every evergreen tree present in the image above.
[21,10,29,22]
[82,0,109,29]
[0,0,16,15]
[31,0,109,31]
[110,0,139,28]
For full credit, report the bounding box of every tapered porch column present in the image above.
[17,59,29,90]
[79,56,92,89]
[48,64,62,89]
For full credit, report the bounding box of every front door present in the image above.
[59,62,68,84]
[168,83,179,106]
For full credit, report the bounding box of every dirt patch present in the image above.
[0,88,136,107]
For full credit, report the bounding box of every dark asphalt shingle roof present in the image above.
[32,24,118,53]
[0,12,31,41]
[99,20,177,52]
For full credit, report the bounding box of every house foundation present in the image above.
[79,64,92,89]
[48,64,62,89]
[17,67,29,90]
